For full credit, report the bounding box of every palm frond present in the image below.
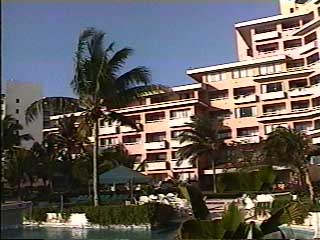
[116,66,151,89]
[108,47,133,74]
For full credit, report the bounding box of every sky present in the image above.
[3,1,279,97]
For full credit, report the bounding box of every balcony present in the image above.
[288,84,320,97]
[257,50,279,57]
[169,117,192,127]
[144,140,166,150]
[235,135,260,144]
[171,160,194,169]
[258,106,320,122]
[260,91,285,101]
[145,161,168,171]
[313,137,320,144]
[170,139,191,148]
[253,31,280,42]
[99,126,118,135]
[298,40,318,55]
[234,95,258,104]
[305,128,320,135]
[120,125,137,133]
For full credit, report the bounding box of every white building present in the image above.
[5,80,43,148]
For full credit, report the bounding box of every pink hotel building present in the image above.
[46,0,320,182]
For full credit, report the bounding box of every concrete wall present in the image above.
[6,81,43,148]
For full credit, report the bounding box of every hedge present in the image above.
[25,203,177,226]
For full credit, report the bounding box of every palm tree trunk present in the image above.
[93,120,99,206]
[304,168,314,202]
[211,158,217,193]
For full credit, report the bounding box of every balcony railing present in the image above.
[257,49,279,56]
[288,84,320,97]
[120,125,137,133]
[291,107,310,113]
[234,95,258,104]
[99,126,118,135]
[170,139,191,148]
[312,137,320,144]
[235,135,260,144]
[144,140,166,150]
[145,161,168,171]
[260,91,286,101]
[298,40,318,55]
[171,160,194,169]
[258,106,320,121]
[253,31,280,42]
[169,117,192,127]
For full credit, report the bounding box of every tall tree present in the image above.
[177,116,226,193]
[31,138,60,191]
[3,147,34,199]
[1,115,33,151]
[262,127,314,200]
[25,28,167,206]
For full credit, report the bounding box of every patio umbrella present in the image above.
[99,165,152,185]
[99,166,152,202]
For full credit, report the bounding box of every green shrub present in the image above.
[25,207,59,223]
[63,202,176,226]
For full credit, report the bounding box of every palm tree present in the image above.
[262,127,314,200]
[3,147,34,199]
[31,137,61,191]
[25,28,167,206]
[50,116,90,153]
[1,115,33,151]
[177,116,226,193]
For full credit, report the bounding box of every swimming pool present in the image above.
[1,226,177,240]
[1,225,315,239]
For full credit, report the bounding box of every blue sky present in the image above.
[3,1,278,97]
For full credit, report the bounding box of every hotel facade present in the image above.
[46,0,320,182]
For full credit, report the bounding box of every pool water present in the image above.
[1,226,176,240]
[264,226,315,239]
[1,225,315,239]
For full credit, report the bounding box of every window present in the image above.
[123,134,141,144]
[237,127,259,137]
[257,43,279,53]
[263,103,286,114]
[294,121,312,131]
[213,110,232,120]
[265,124,288,134]
[235,106,257,118]
[16,99,20,103]
[171,130,184,139]
[217,130,232,139]
[100,138,117,146]
[131,154,142,162]
[147,153,167,161]
[99,119,105,127]
[172,151,179,160]
[262,82,282,93]
[291,100,309,110]
[99,119,112,128]
[15,109,19,114]
[259,63,281,75]
[146,112,165,122]
[179,92,194,100]
[232,68,254,79]
[209,90,228,100]
[207,72,227,82]
[170,109,190,119]
[146,132,166,142]
[16,120,19,124]
[307,53,319,65]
